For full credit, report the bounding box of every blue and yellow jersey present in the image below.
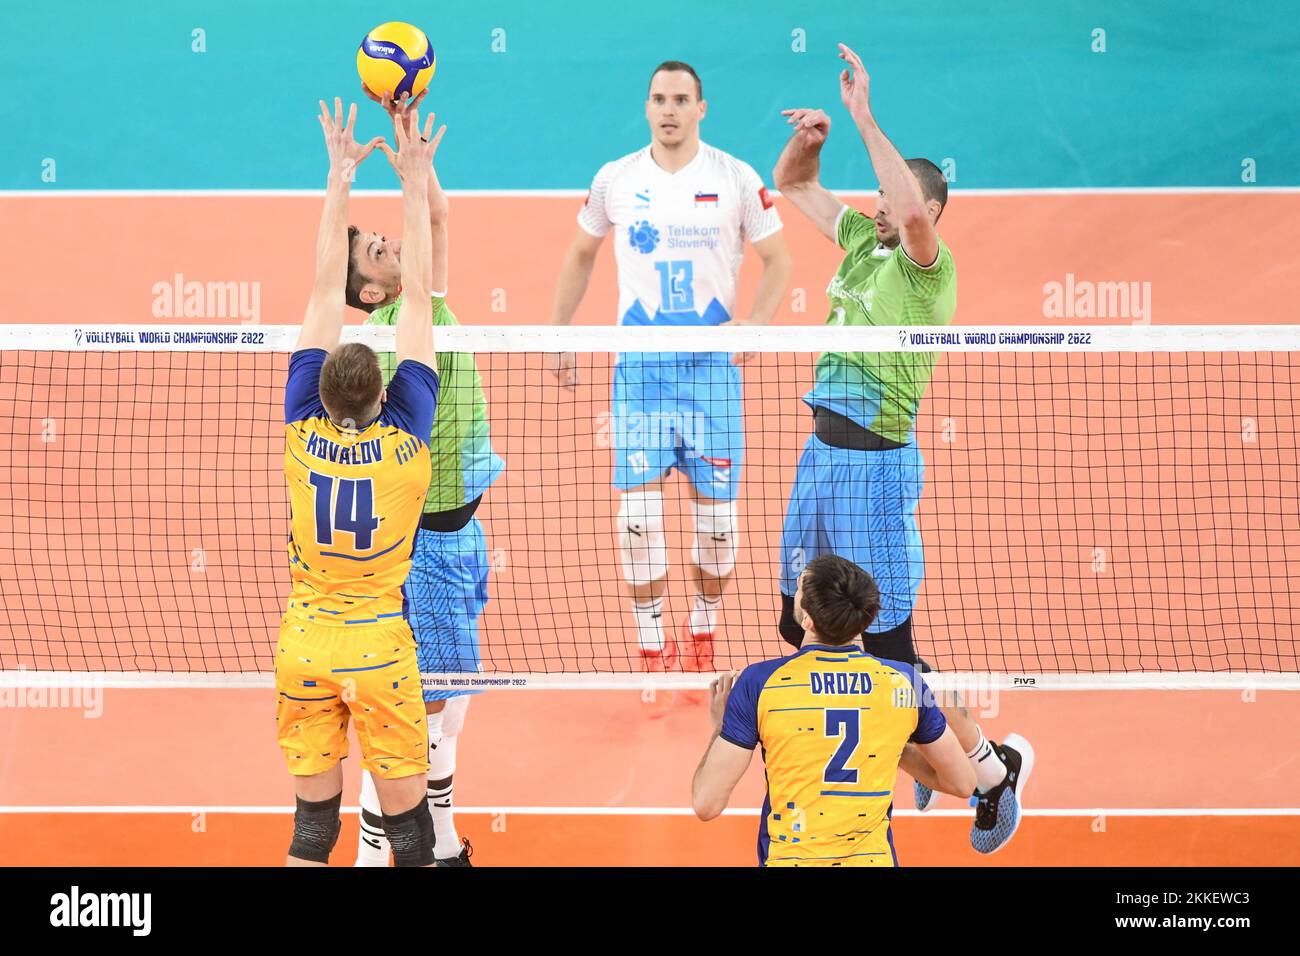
[720,643,946,867]
[282,349,439,625]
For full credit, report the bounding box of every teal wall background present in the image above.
[2,1,1295,189]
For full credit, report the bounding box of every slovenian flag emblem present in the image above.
[695,191,719,205]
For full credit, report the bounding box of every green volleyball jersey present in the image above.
[365,296,504,511]
[804,207,957,443]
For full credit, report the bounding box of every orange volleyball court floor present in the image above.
[1,191,1298,866]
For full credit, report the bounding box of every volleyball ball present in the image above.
[357,22,436,100]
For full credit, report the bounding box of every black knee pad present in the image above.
[289,792,342,864]
[779,592,805,649]
[383,800,436,867]
[862,616,917,666]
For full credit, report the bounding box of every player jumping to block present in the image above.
[548,61,792,674]
[692,554,976,866]
[771,44,1034,854]
[277,98,442,867]
[344,89,504,868]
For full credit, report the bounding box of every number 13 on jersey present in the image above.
[654,260,695,312]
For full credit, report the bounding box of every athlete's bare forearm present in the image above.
[745,240,792,325]
[300,99,383,350]
[773,124,824,190]
[311,170,353,297]
[550,239,599,326]
[850,112,927,227]
[378,106,443,366]
[402,179,433,294]
[427,165,449,295]
[773,110,842,242]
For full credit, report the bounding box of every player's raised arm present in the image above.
[370,88,450,296]
[297,99,385,352]
[838,43,940,268]
[772,108,844,243]
[377,106,445,369]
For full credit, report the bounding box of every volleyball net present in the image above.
[2,323,1298,691]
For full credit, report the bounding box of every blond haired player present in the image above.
[277,98,444,866]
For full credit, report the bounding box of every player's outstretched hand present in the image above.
[376,105,446,184]
[318,97,384,181]
[547,351,579,390]
[837,43,873,120]
[709,670,739,733]
[361,83,428,121]
[780,108,831,147]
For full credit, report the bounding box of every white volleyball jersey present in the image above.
[577,142,782,326]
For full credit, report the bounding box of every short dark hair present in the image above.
[799,555,881,645]
[905,158,949,219]
[648,60,702,100]
[345,225,380,314]
[318,342,383,427]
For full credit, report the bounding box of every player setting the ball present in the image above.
[342,87,503,868]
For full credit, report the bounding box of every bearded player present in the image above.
[344,90,503,867]
[548,61,792,674]
[277,99,442,866]
[772,44,1035,854]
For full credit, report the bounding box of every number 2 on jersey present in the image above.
[308,471,380,551]
[823,709,861,784]
[654,259,695,311]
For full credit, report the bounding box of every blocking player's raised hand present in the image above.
[837,43,873,121]
[361,83,428,122]
[318,98,384,182]
[376,105,446,185]
[781,108,832,147]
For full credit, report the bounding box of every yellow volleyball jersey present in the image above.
[282,348,440,625]
[719,643,947,866]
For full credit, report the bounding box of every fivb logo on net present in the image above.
[0,666,104,718]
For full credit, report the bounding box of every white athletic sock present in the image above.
[429,779,460,858]
[425,709,462,859]
[633,596,666,651]
[967,728,1009,793]
[425,709,446,766]
[688,592,722,636]
[354,771,391,866]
